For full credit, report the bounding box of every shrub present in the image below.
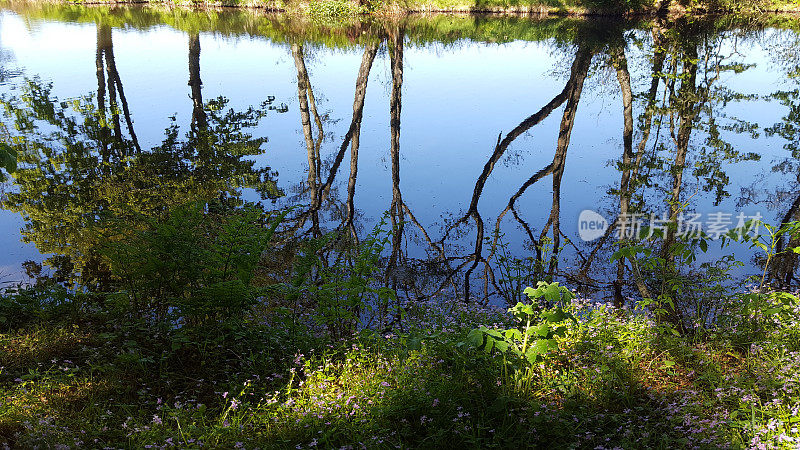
[101,201,287,327]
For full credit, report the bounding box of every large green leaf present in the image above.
[466,328,485,346]
[529,322,550,337]
[541,307,573,323]
[493,339,509,353]
[504,329,522,341]
[524,339,557,364]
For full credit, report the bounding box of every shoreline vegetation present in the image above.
[4,0,800,52]
[4,0,800,18]
[2,3,800,448]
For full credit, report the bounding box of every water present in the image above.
[0,5,798,304]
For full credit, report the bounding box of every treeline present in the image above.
[1,1,623,47]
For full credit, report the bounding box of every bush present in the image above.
[101,201,287,327]
[0,284,75,331]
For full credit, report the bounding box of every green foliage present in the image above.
[308,0,365,18]
[0,284,75,331]
[581,0,651,13]
[0,141,16,182]
[4,7,800,449]
[0,2,655,51]
[718,290,800,348]
[609,220,800,335]
[4,269,800,448]
[101,202,287,326]
[465,281,576,393]
[491,232,552,305]
[285,217,397,339]
[521,280,575,308]
[1,80,283,290]
[723,219,800,289]
[610,213,772,332]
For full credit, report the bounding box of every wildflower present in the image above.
[152,415,162,425]
[432,398,439,407]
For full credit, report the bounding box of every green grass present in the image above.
[4,0,800,57]
[3,291,800,448]
[4,0,800,18]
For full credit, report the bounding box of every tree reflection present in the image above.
[1,32,283,288]
[96,24,141,156]
[386,25,405,296]
[188,33,207,132]
[3,16,791,306]
[288,39,380,240]
[440,40,595,303]
[277,19,777,306]
[761,38,800,287]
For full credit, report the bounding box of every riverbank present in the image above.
[3,0,800,52]
[3,283,800,448]
[6,0,800,18]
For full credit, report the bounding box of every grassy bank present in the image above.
[3,0,800,18]
[0,1,606,47]
[0,198,798,448]
[3,1,800,50]
[0,206,798,448]
[2,284,800,448]
[0,191,797,448]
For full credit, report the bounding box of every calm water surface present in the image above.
[1,6,798,305]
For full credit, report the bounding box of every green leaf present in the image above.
[493,339,509,353]
[466,328,485,346]
[485,329,503,339]
[526,323,550,338]
[504,329,522,341]
[541,307,571,323]
[550,325,568,338]
[524,339,557,364]
[524,346,540,365]
[544,283,561,303]
[0,142,17,180]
